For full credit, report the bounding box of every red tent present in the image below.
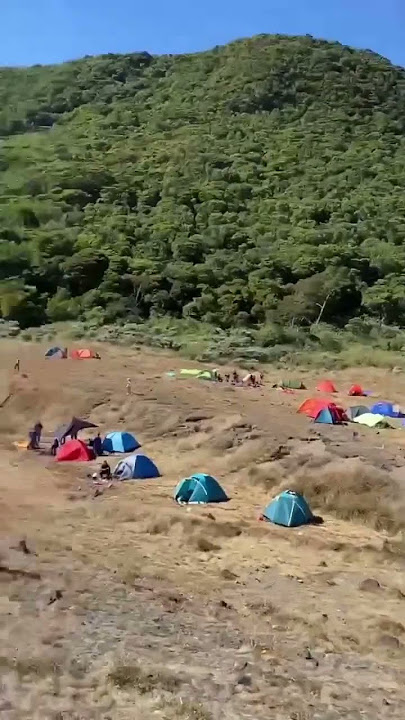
[56,439,95,462]
[348,384,364,396]
[70,349,98,359]
[316,380,337,393]
[329,404,347,422]
[298,398,332,418]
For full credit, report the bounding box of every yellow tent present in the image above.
[352,413,390,428]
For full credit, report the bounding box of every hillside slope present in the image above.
[1,35,405,328]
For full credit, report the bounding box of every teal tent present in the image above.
[174,473,228,504]
[263,490,313,527]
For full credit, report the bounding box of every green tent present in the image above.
[179,369,216,381]
[279,379,306,390]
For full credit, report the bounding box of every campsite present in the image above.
[1,339,405,719]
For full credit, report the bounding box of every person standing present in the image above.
[93,433,103,457]
[51,438,59,456]
[14,359,20,372]
[126,378,132,395]
[34,422,43,447]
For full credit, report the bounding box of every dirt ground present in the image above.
[0,340,405,720]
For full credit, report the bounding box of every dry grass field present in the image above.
[0,339,405,719]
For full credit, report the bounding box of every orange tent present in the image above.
[70,349,98,359]
[316,380,337,393]
[348,384,364,396]
[298,398,331,418]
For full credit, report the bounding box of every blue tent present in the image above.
[314,408,336,424]
[113,453,159,480]
[370,402,404,418]
[263,490,313,528]
[102,431,140,453]
[174,473,228,504]
[45,346,67,359]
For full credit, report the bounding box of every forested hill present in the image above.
[1,34,405,329]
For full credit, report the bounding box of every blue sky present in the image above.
[1,0,404,67]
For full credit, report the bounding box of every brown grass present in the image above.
[108,662,180,693]
[284,459,404,533]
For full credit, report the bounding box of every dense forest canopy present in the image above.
[1,34,405,329]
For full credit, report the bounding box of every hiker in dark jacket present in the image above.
[93,433,103,457]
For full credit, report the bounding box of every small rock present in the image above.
[319,560,328,567]
[221,569,238,581]
[47,589,63,606]
[359,578,381,592]
[94,489,103,498]
[219,599,232,609]
[237,674,252,686]
[379,634,401,649]
[383,698,391,706]
[233,660,248,672]
[18,539,31,554]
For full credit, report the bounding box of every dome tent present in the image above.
[352,413,391,428]
[316,380,337,393]
[348,384,365,397]
[298,398,331,418]
[279,379,306,390]
[70,349,99,359]
[174,473,228,504]
[56,439,94,462]
[370,402,404,418]
[314,404,346,424]
[113,454,160,480]
[346,405,369,420]
[263,490,313,528]
[45,346,67,359]
[102,432,140,453]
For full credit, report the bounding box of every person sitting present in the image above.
[232,370,239,384]
[99,460,111,480]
